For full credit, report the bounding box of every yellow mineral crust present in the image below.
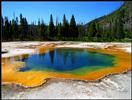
[2,46,131,87]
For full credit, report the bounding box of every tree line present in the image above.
[1,12,131,42]
[2,14,79,41]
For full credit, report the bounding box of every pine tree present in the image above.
[55,17,59,37]
[23,17,28,40]
[88,21,97,37]
[41,20,47,40]
[37,18,41,39]
[11,19,15,40]
[116,10,125,39]
[77,23,85,38]
[58,23,62,37]
[19,13,24,40]
[95,23,101,38]
[69,15,78,37]
[4,17,10,41]
[2,16,4,41]
[19,14,29,40]
[15,17,19,40]
[11,17,19,40]
[48,14,55,38]
[62,14,69,37]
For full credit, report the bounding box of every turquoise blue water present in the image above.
[18,48,114,72]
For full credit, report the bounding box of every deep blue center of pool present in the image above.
[18,48,114,72]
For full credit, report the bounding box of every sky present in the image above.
[2,1,124,25]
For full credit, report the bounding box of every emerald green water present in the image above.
[18,48,115,75]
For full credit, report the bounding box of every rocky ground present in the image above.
[1,41,131,99]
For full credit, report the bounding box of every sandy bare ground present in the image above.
[1,41,131,99]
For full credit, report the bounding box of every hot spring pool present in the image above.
[2,46,131,87]
[18,48,115,75]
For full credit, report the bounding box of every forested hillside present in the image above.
[1,1,132,42]
[85,1,132,41]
